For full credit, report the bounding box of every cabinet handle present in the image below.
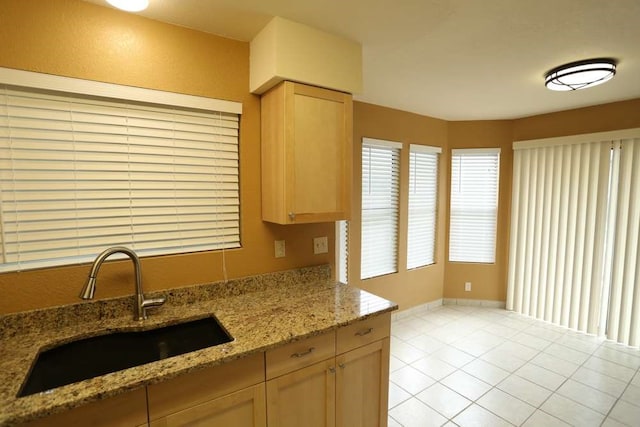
[291,347,315,358]
[288,212,296,221]
[355,327,373,336]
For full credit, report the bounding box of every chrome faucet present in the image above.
[80,246,166,321]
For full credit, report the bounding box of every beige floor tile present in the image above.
[497,375,552,407]
[388,397,448,427]
[609,400,640,426]
[477,388,535,426]
[462,358,510,386]
[541,394,605,427]
[453,404,513,427]
[556,379,617,414]
[522,410,570,426]
[390,364,436,395]
[441,370,492,401]
[416,382,471,419]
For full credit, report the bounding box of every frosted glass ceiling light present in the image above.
[545,58,617,91]
[106,0,149,12]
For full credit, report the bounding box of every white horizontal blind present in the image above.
[449,148,500,263]
[506,141,611,333]
[361,138,400,280]
[407,144,440,269]
[0,84,240,272]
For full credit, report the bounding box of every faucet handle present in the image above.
[138,296,166,320]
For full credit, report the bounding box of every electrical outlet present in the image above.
[274,240,285,258]
[313,236,328,254]
[465,282,472,292]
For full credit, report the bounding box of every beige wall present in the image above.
[0,0,333,314]
[2,1,640,315]
[350,102,448,309]
[352,99,640,309]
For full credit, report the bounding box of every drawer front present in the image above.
[266,331,336,380]
[336,313,391,354]
[148,352,265,421]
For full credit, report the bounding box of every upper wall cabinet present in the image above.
[261,81,353,224]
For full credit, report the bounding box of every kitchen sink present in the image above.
[18,316,233,397]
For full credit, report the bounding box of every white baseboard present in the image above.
[392,298,443,321]
[443,298,506,308]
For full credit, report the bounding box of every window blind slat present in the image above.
[449,149,500,263]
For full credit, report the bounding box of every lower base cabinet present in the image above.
[336,339,390,427]
[22,388,148,427]
[21,313,391,427]
[265,313,391,427]
[147,352,266,427]
[150,383,266,427]
[266,359,336,427]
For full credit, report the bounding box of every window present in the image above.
[361,138,401,279]
[0,67,242,272]
[407,144,440,269]
[449,148,500,263]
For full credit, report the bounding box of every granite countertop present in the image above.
[0,265,397,426]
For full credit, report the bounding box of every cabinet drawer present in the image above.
[336,313,391,354]
[148,352,265,421]
[266,331,336,380]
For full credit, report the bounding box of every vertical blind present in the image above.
[606,137,640,346]
[407,144,440,269]
[0,78,241,272]
[507,130,640,347]
[507,141,610,333]
[449,148,500,263]
[361,138,401,280]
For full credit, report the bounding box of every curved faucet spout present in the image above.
[80,246,166,321]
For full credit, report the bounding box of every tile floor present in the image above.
[388,305,640,427]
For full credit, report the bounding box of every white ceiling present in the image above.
[86,0,640,120]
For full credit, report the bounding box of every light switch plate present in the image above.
[465,282,472,292]
[313,236,328,254]
[275,240,285,258]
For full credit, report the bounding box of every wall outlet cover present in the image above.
[313,236,328,254]
[465,282,472,292]
[274,240,285,258]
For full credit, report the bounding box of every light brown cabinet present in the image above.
[22,314,390,427]
[261,81,353,224]
[147,352,266,427]
[265,314,391,427]
[23,388,148,427]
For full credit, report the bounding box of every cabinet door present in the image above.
[261,81,352,224]
[286,83,352,223]
[149,383,266,427]
[266,358,336,427]
[335,339,390,427]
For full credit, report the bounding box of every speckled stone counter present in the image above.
[0,265,397,426]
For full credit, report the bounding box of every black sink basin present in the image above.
[19,317,233,397]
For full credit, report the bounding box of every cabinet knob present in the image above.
[329,366,336,374]
[339,363,345,369]
[288,212,296,221]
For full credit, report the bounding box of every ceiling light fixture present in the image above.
[106,0,149,12]
[545,58,617,91]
